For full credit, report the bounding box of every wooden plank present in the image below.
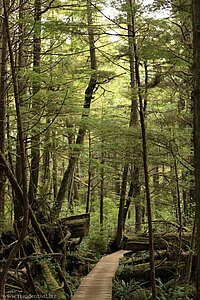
[72,250,128,300]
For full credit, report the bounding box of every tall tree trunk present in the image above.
[0,0,29,296]
[100,137,104,228]
[29,0,41,212]
[192,0,200,297]
[14,0,29,227]
[153,166,159,218]
[126,0,141,232]
[50,0,97,220]
[52,130,58,200]
[182,173,189,225]
[138,75,157,300]
[86,130,92,213]
[41,117,51,196]
[123,165,139,226]
[174,156,182,234]
[66,121,76,210]
[115,163,129,248]
[115,0,141,248]
[133,5,157,297]
[0,0,7,236]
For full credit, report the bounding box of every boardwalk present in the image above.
[72,250,127,300]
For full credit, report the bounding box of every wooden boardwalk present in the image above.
[72,250,127,300]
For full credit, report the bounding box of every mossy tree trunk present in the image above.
[125,0,141,233]
[193,0,200,297]
[0,0,7,236]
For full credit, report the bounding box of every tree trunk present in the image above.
[41,117,51,197]
[115,0,142,248]
[115,163,129,248]
[153,166,159,218]
[139,92,157,299]
[133,4,157,295]
[29,0,41,212]
[50,0,97,220]
[126,0,141,233]
[193,0,200,297]
[0,0,29,296]
[0,0,7,236]
[100,140,104,228]
[52,130,58,200]
[123,165,140,227]
[14,0,29,228]
[182,173,189,225]
[86,131,91,213]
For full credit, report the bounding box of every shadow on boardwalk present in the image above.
[72,250,128,300]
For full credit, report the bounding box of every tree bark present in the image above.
[14,0,29,228]
[139,93,157,300]
[0,0,7,236]
[132,5,157,296]
[115,0,143,248]
[0,0,29,296]
[100,135,104,228]
[86,131,92,213]
[52,130,58,200]
[126,0,141,233]
[29,0,41,212]
[193,0,200,297]
[123,165,140,227]
[115,163,129,248]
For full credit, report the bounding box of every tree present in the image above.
[193,0,200,297]
[0,0,7,235]
[0,0,198,297]
[0,0,29,296]
[28,0,42,214]
[14,0,30,227]
[114,0,141,249]
[50,0,98,219]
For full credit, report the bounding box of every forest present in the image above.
[0,0,200,299]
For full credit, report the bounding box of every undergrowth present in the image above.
[112,278,196,300]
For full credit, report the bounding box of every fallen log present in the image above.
[59,213,90,238]
[123,249,196,267]
[0,253,63,266]
[116,259,186,284]
[124,232,192,252]
[36,213,90,253]
[41,213,90,243]
[123,250,168,265]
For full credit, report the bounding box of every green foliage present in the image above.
[112,278,196,300]
[156,278,195,300]
[0,3,196,300]
[81,229,108,255]
[79,199,118,255]
[112,279,150,300]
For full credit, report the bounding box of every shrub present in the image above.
[112,279,150,300]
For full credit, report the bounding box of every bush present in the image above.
[79,202,117,256]
[112,279,150,300]
[156,278,196,300]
